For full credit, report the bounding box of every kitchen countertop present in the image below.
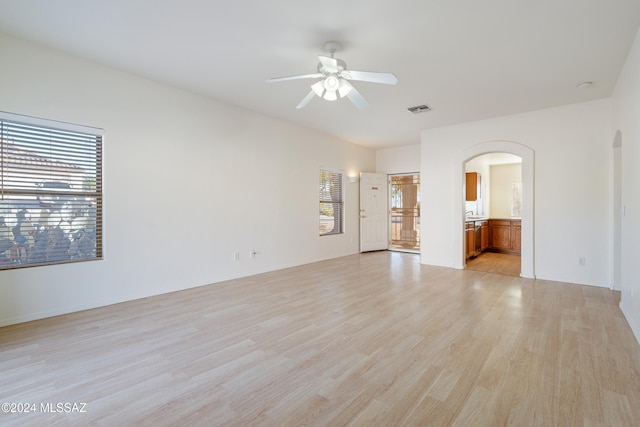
[465,216,488,221]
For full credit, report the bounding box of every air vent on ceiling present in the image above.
[407,104,432,114]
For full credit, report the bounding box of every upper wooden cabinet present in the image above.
[465,172,480,201]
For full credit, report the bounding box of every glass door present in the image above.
[389,173,420,252]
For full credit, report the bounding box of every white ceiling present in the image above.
[1,0,639,149]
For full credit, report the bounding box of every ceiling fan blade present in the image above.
[318,55,339,73]
[296,90,317,109]
[267,73,323,83]
[341,70,398,85]
[345,85,370,110]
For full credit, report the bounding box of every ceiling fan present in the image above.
[267,41,398,110]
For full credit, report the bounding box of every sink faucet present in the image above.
[465,210,474,216]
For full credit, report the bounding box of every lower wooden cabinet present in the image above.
[489,220,511,250]
[488,219,521,255]
[466,219,519,259]
[466,221,475,259]
[511,221,521,252]
[480,221,489,251]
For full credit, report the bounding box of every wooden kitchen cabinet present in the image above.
[511,221,521,252]
[488,219,521,254]
[466,221,475,258]
[489,220,511,250]
[465,172,480,201]
[466,220,489,259]
[480,220,489,251]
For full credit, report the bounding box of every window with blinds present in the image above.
[0,112,103,270]
[319,168,344,236]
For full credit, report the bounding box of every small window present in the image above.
[511,182,522,217]
[319,168,344,236]
[0,112,103,270]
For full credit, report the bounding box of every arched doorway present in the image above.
[464,153,522,276]
[453,141,535,278]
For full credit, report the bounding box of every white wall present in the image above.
[0,33,375,326]
[376,144,420,174]
[421,99,612,288]
[490,163,522,218]
[612,27,640,344]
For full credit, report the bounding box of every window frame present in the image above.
[319,167,344,236]
[0,111,103,270]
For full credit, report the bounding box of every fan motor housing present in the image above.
[318,58,346,75]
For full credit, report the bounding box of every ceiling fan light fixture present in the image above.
[311,80,325,97]
[322,75,340,100]
[268,40,397,109]
[323,90,338,101]
[324,75,340,92]
[338,79,352,97]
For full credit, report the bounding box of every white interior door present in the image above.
[360,172,389,252]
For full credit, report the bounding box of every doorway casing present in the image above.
[453,141,535,278]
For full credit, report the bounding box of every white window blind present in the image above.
[0,112,103,269]
[319,168,344,236]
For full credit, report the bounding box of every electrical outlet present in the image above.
[233,252,239,261]
[578,257,586,266]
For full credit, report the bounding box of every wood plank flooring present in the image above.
[466,252,521,277]
[1,251,640,426]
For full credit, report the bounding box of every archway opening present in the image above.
[464,153,522,276]
[453,141,534,279]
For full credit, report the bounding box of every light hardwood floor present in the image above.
[466,252,521,277]
[1,251,640,426]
